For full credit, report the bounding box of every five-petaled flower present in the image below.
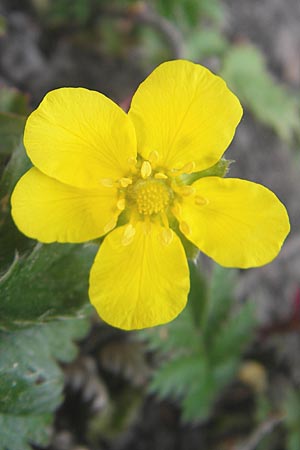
[11,60,290,330]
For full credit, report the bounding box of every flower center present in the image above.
[133,179,171,216]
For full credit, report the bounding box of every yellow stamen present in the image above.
[100,178,114,187]
[149,150,159,165]
[181,161,196,174]
[161,212,169,229]
[172,202,182,218]
[180,186,195,196]
[117,198,126,211]
[195,195,208,206]
[180,221,191,235]
[104,217,117,233]
[122,223,136,246]
[119,177,133,188]
[154,172,168,180]
[161,228,173,245]
[141,161,152,179]
[128,156,137,166]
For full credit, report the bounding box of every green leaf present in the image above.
[0,113,26,157]
[0,88,29,115]
[0,414,52,450]
[221,44,300,142]
[0,317,90,449]
[202,265,236,342]
[0,242,97,329]
[141,263,256,423]
[186,28,228,61]
[0,141,32,270]
[181,371,216,422]
[210,300,255,364]
[150,354,206,400]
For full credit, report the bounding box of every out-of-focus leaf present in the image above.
[0,113,26,156]
[221,44,300,142]
[0,242,97,329]
[140,263,256,423]
[155,0,223,25]
[0,88,29,115]
[186,29,228,60]
[284,388,300,450]
[0,414,52,450]
[0,141,32,270]
[0,317,90,449]
[0,15,7,36]
[202,265,236,341]
[150,354,206,400]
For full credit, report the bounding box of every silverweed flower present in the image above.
[11,60,290,330]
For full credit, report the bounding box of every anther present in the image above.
[104,217,117,234]
[122,223,136,246]
[141,161,152,179]
[149,150,159,165]
[172,202,182,218]
[128,156,137,166]
[119,177,133,188]
[180,221,191,235]
[100,178,114,187]
[161,228,173,246]
[180,186,195,196]
[181,161,196,174]
[195,195,208,206]
[154,172,168,180]
[117,198,126,210]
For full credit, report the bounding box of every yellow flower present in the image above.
[11,60,290,330]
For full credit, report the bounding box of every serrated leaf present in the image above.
[202,265,236,342]
[181,372,216,422]
[221,44,300,141]
[0,242,97,328]
[150,354,206,400]
[210,300,255,364]
[0,317,90,449]
[0,141,32,270]
[0,113,26,156]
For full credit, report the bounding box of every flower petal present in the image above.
[128,60,242,172]
[24,88,137,188]
[174,177,290,268]
[11,168,119,243]
[89,222,190,330]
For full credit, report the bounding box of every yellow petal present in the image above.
[128,60,242,172]
[11,168,119,243]
[175,177,290,268]
[24,88,137,189]
[89,222,190,330]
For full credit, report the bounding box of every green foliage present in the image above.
[139,263,256,422]
[0,114,26,157]
[284,388,300,450]
[155,0,224,26]
[0,242,97,328]
[0,97,95,448]
[186,28,228,60]
[0,318,90,450]
[221,44,300,142]
[0,88,29,116]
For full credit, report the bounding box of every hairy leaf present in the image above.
[0,242,97,329]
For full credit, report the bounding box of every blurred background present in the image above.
[0,1,300,449]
